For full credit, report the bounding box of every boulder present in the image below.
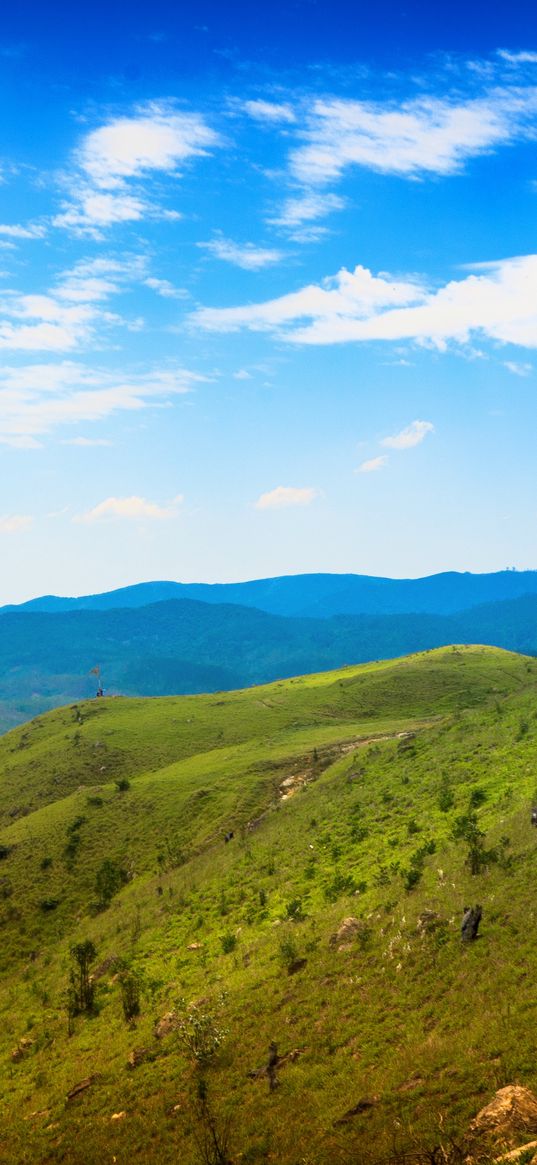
[329,917,362,948]
[470,1086,537,1147]
[11,1037,33,1062]
[154,1012,178,1040]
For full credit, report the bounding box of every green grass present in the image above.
[0,645,537,1164]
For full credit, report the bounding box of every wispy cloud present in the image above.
[381,420,434,449]
[198,235,284,270]
[288,90,537,185]
[243,99,296,124]
[254,485,320,509]
[144,277,188,299]
[75,494,183,523]
[0,255,150,355]
[0,223,46,240]
[0,514,33,533]
[191,254,537,352]
[356,455,388,473]
[498,50,537,65]
[503,359,532,376]
[0,361,206,446]
[268,191,344,235]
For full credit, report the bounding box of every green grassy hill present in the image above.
[1,645,537,1164]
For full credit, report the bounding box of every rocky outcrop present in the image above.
[470,1086,537,1148]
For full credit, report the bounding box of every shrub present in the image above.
[94,858,128,910]
[438,779,454,812]
[285,897,305,921]
[279,936,299,969]
[220,932,237,954]
[40,897,59,912]
[324,870,356,902]
[115,778,130,793]
[117,964,142,1023]
[176,996,228,1066]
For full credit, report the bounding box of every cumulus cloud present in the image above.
[191,254,537,352]
[254,485,320,509]
[75,494,183,523]
[356,455,388,473]
[191,264,423,335]
[0,360,206,446]
[198,236,284,270]
[381,420,434,449]
[0,514,33,533]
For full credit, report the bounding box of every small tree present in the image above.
[452,799,497,875]
[68,940,97,1026]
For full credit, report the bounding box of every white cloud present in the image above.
[381,420,434,449]
[243,99,296,124]
[0,223,46,239]
[144,277,187,299]
[0,257,148,354]
[498,50,537,65]
[73,493,181,521]
[233,369,252,380]
[254,485,320,509]
[55,102,220,234]
[55,255,146,302]
[0,361,206,445]
[504,360,532,376]
[288,90,537,185]
[78,104,218,188]
[192,254,537,352]
[75,494,183,523]
[0,514,33,533]
[191,263,423,334]
[356,455,388,473]
[198,236,284,270]
[53,191,148,234]
[268,191,345,232]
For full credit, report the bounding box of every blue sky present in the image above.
[1,0,537,601]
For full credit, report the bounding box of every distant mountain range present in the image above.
[4,568,537,619]
[1,575,537,732]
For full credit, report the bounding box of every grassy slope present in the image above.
[0,645,536,1163]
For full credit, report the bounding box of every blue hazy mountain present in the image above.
[2,591,537,732]
[3,569,537,619]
